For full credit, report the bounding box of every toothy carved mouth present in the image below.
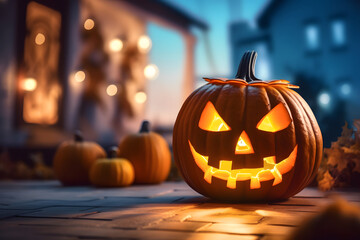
[188,141,298,189]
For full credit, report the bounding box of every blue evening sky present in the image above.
[145,0,267,125]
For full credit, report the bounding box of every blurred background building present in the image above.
[0,0,359,166]
[0,0,206,152]
[231,0,360,146]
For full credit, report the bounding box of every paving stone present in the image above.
[1,223,256,240]
[0,209,39,219]
[269,197,319,206]
[3,199,99,210]
[0,181,359,240]
[293,187,326,198]
[81,204,193,220]
[168,207,263,224]
[143,221,211,232]
[200,223,294,235]
[18,206,96,218]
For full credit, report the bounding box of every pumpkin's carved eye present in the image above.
[199,101,231,132]
[256,103,292,132]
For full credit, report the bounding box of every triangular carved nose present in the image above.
[235,131,254,154]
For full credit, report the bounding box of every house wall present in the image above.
[0,0,26,145]
[265,0,360,121]
[231,0,360,133]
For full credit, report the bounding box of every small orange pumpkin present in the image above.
[118,121,171,184]
[53,131,106,186]
[90,147,134,187]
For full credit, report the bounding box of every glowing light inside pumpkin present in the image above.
[199,101,231,132]
[84,19,94,30]
[256,103,292,132]
[235,131,254,154]
[137,35,152,53]
[109,38,123,52]
[106,84,117,96]
[23,78,37,91]
[135,91,147,104]
[74,71,85,83]
[35,33,45,45]
[189,140,297,189]
[144,64,159,80]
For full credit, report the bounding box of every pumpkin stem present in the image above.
[109,147,118,159]
[139,120,150,133]
[74,130,83,142]
[235,50,260,82]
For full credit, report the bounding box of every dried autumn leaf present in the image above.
[318,171,335,191]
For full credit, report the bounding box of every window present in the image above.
[331,18,346,47]
[305,23,320,51]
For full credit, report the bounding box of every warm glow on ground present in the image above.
[135,91,147,104]
[35,33,45,45]
[137,35,152,53]
[144,64,159,80]
[109,38,123,52]
[84,19,95,30]
[23,78,37,91]
[106,84,118,96]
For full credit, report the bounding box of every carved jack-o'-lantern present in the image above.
[173,51,323,202]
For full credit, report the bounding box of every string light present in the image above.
[35,33,45,45]
[109,38,123,52]
[23,78,37,91]
[144,64,158,80]
[135,91,147,104]
[106,84,118,96]
[74,71,86,83]
[137,35,152,53]
[84,19,95,30]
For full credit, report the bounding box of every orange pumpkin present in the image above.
[90,147,134,187]
[173,51,323,202]
[53,131,106,186]
[118,121,171,184]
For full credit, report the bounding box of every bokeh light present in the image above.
[340,83,351,96]
[137,35,152,53]
[74,71,86,83]
[318,92,331,107]
[35,33,45,45]
[135,91,147,104]
[144,64,159,80]
[106,84,118,96]
[109,38,123,52]
[84,19,95,30]
[23,78,37,91]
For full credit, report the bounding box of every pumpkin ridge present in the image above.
[257,86,278,198]
[193,84,224,196]
[291,90,323,188]
[288,90,316,196]
[189,85,217,195]
[277,87,313,198]
[274,87,303,199]
[265,86,297,200]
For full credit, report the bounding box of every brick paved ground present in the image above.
[0,181,359,240]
